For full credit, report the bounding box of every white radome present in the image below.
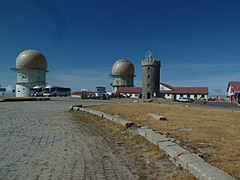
[112,59,134,76]
[16,50,47,70]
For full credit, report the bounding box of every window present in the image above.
[148,67,150,70]
[147,75,150,79]
[147,84,150,87]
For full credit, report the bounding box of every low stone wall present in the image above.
[71,106,134,128]
[137,127,235,180]
[71,106,236,180]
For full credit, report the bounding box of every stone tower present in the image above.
[14,50,48,97]
[110,59,135,93]
[141,51,161,99]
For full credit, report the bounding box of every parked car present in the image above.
[30,86,45,97]
[208,97,214,101]
[178,97,192,102]
[101,93,109,100]
[109,93,122,98]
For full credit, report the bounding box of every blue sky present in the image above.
[1,0,240,96]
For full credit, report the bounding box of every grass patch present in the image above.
[90,102,240,179]
[71,111,195,179]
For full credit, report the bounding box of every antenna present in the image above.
[145,50,155,60]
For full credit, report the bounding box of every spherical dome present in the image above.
[112,59,135,76]
[16,50,47,70]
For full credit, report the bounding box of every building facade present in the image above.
[226,81,240,96]
[226,81,240,102]
[160,83,209,100]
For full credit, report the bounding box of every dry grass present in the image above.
[90,101,240,179]
[71,111,195,179]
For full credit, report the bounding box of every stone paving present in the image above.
[0,98,134,180]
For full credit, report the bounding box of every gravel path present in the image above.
[0,98,134,180]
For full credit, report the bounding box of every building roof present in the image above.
[115,83,209,95]
[116,87,142,94]
[227,81,240,92]
[160,83,208,95]
[161,87,209,95]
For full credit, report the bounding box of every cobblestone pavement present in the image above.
[0,98,135,180]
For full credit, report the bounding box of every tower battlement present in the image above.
[141,59,161,67]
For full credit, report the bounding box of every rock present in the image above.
[148,113,167,120]
[133,100,139,103]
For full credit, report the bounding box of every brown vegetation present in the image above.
[90,100,240,179]
[72,111,195,179]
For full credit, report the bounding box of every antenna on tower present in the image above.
[145,50,155,60]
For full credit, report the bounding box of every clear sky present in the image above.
[1,0,240,96]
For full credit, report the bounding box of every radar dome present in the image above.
[16,50,47,70]
[112,59,135,76]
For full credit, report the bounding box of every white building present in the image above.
[226,81,240,97]
[14,50,48,97]
[160,83,208,100]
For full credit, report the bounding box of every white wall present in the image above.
[163,94,208,100]
[16,84,31,97]
[17,69,46,83]
[164,94,172,99]
[16,69,46,97]
[130,94,139,98]
[227,86,234,96]
[175,94,207,100]
[160,84,172,91]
